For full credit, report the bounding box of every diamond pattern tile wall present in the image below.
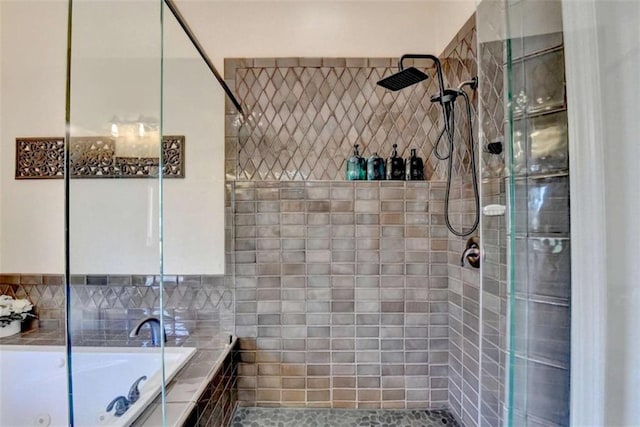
[0,274,233,336]
[440,16,479,182]
[228,54,477,182]
[479,40,505,178]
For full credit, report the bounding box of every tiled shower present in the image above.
[0,1,575,425]
[222,14,493,415]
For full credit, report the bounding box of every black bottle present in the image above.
[407,148,424,180]
[386,144,405,180]
[367,152,386,180]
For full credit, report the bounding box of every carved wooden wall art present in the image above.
[15,136,185,179]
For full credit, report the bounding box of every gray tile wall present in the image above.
[225,14,479,413]
[0,274,65,331]
[478,37,508,427]
[0,274,234,348]
[435,15,486,427]
[230,181,449,409]
[478,177,507,427]
[225,45,476,182]
[447,176,482,427]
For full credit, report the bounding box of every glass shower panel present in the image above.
[66,1,167,425]
[476,1,571,426]
[503,0,571,426]
[161,0,233,346]
[476,1,508,426]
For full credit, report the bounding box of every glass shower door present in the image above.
[476,1,571,426]
[66,0,168,425]
[503,0,571,426]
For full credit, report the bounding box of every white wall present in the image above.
[0,0,3,269]
[563,0,640,425]
[1,0,475,274]
[171,1,476,67]
[596,2,640,424]
[66,1,225,275]
[0,1,67,274]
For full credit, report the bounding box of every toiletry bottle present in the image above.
[386,144,405,180]
[407,148,424,180]
[346,144,366,180]
[367,152,386,180]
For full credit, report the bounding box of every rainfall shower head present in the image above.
[377,67,429,91]
[376,54,446,104]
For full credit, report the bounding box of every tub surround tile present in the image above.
[0,274,233,344]
[133,340,238,427]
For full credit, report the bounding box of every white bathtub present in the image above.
[0,345,196,427]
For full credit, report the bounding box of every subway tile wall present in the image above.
[447,175,483,427]
[435,15,486,427]
[229,181,449,409]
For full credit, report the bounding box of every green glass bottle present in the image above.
[346,144,366,180]
[367,152,386,180]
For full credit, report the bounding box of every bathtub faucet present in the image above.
[129,316,166,346]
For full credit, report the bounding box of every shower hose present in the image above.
[433,89,480,237]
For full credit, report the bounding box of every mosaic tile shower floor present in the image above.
[231,408,460,427]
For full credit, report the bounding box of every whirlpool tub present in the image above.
[0,345,196,427]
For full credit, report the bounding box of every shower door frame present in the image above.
[562,0,609,426]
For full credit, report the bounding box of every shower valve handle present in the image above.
[460,247,480,267]
[461,237,481,268]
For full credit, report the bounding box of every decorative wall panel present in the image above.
[15,136,185,179]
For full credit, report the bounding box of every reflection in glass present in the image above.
[528,112,568,174]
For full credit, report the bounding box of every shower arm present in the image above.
[399,54,454,150]
[163,0,245,118]
[398,54,446,102]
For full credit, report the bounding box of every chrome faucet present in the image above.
[129,316,166,346]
